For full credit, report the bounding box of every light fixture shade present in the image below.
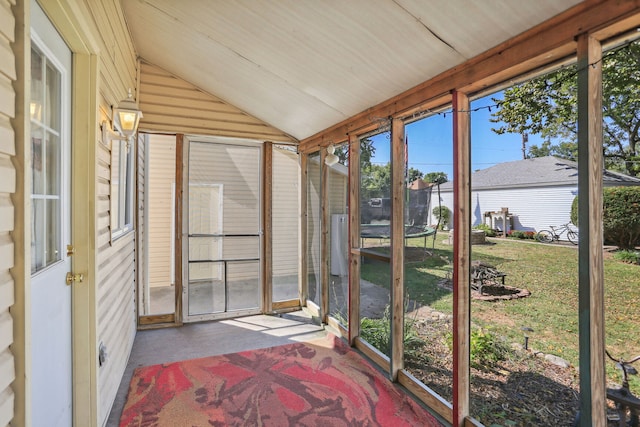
[325,144,339,166]
[113,89,143,137]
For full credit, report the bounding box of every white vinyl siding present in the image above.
[91,0,139,423]
[435,185,579,234]
[0,0,15,424]
[139,62,294,143]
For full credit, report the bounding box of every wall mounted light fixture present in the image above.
[101,88,143,146]
[324,144,339,166]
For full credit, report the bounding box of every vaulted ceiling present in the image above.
[121,0,587,142]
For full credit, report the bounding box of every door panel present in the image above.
[185,140,262,321]
[30,1,73,425]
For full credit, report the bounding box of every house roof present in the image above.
[120,0,583,142]
[439,156,640,191]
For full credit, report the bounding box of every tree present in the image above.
[407,167,424,184]
[423,171,448,184]
[491,40,640,176]
[361,163,391,199]
[335,137,375,167]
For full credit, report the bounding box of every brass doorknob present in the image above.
[66,272,84,286]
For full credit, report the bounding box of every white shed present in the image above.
[432,156,640,234]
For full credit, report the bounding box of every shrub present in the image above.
[445,328,509,368]
[474,223,497,237]
[507,230,535,240]
[349,304,427,361]
[572,187,640,250]
[613,250,640,265]
[432,206,451,230]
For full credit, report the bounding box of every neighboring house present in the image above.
[433,156,640,234]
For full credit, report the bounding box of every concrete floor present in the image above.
[107,274,400,426]
[105,310,328,427]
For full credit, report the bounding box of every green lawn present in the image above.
[361,235,640,388]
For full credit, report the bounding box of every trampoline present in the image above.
[360,223,437,252]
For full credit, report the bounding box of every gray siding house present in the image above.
[433,156,640,235]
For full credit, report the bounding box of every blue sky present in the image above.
[368,92,545,180]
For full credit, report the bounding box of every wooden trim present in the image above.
[347,133,361,345]
[71,53,100,427]
[272,299,301,311]
[299,2,640,153]
[299,153,308,304]
[138,313,175,325]
[320,148,330,322]
[358,248,390,263]
[390,118,405,380]
[305,299,320,319]
[174,134,184,325]
[576,34,606,427]
[262,141,273,313]
[452,90,471,427]
[326,315,348,338]
[354,337,390,373]
[11,2,29,425]
[464,416,485,427]
[397,370,453,424]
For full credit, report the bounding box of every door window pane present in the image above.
[30,45,63,274]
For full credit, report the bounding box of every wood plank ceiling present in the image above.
[121,0,583,142]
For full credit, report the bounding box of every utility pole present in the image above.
[522,133,528,159]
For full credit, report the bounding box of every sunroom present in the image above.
[3,1,640,426]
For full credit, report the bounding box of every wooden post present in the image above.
[576,33,606,427]
[390,117,405,380]
[299,153,308,304]
[262,141,273,313]
[174,134,184,324]
[348,134,361,345]
[321,148,330,322]
[452,90,471,427]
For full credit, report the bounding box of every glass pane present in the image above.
[46,198,61,265]
[403,112,454,405]
[306,152,321,307]
[45,133,60,195]
[46,62,61,130]
[227,261,260,311]
[189,142,260,234]
[359,132,392,358]
[30,46,63,274]
[110,141,121,232]
[328,143,348,325]
[32,130,45,194]
[272,147,299,302]
[189,261,225,315]
[30,47,43,122]
[222,236,259,259]
[143,135,177,316]
[31,198,45,273]
[189,236,222,261]
[469,87,580,426]
[187,141,262,318]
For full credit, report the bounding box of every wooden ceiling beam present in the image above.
[299,0,640,154]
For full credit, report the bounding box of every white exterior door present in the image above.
[30,2,73,425]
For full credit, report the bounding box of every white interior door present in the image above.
[30,2,73,425]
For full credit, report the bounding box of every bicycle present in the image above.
[606,350,640,426]
[535,223,579,245]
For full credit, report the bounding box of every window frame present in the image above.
[110,136,135,241]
